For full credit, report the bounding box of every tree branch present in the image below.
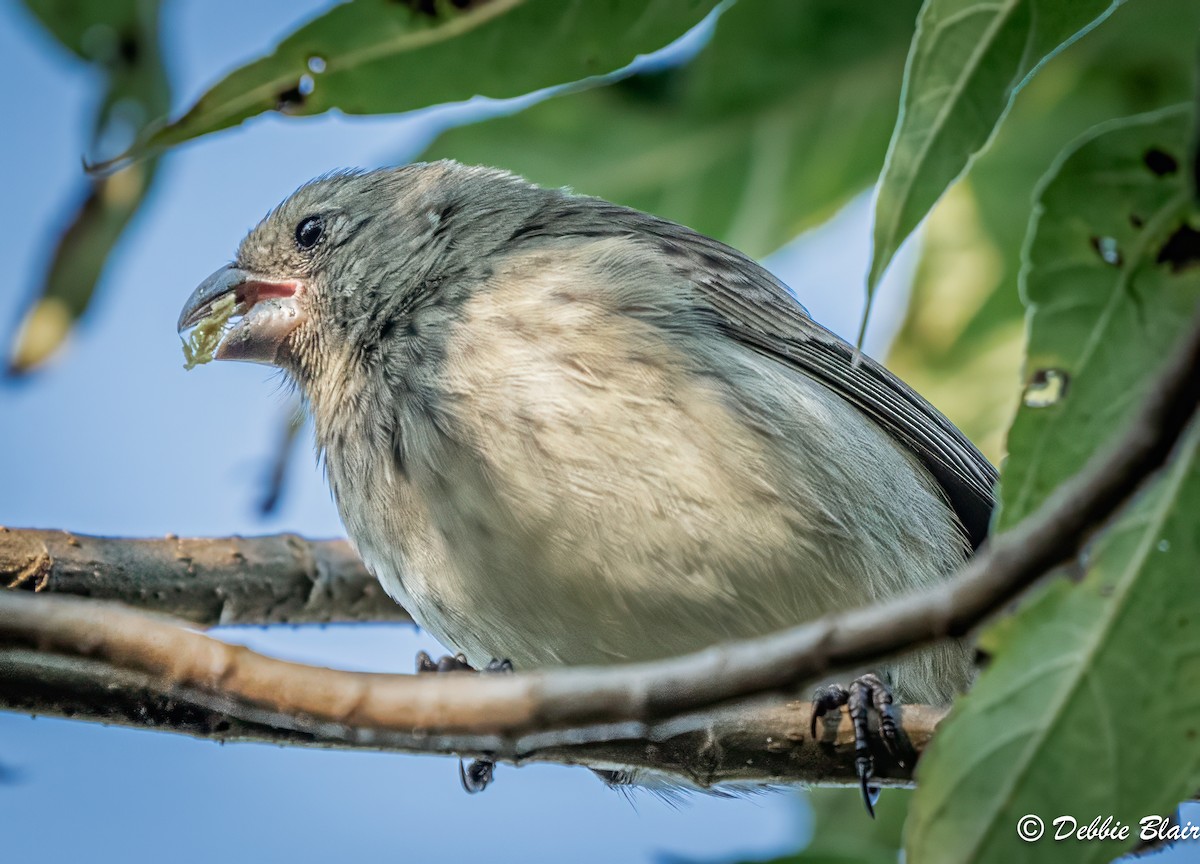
[1,308,1196,778]
[0,529,409,626]
[0,649,943,786]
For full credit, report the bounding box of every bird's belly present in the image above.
[328,252,973,701]
[344,435,972,705]
[370,270,970,701]
[333,424,811,667]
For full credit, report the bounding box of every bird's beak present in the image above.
[177,265,306,365]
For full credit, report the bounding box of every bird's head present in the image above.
[177,161,541,397]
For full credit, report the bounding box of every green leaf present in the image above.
[886,0,1200,462]
[998,106,1200,529]
[108,0,720,167]
[867,0,1124,300]
[421,0,920,258]
[731,788,909,864]
[906,422,1200,864]
[796,787,909,863]
[905,105,1200,864]
[11,0,169,374]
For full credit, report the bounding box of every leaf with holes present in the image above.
[886,0,1200,462]
[100,0,720,168]
[867,0,1124,303]
[905,105,1200,864]
[421,0,920,258]
[999,106,1200,530]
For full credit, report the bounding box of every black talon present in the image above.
[857,760,881,818]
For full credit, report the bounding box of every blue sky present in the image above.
[0,3,922,862]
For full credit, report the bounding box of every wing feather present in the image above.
[515,197,999,549]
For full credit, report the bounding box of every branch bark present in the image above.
[0,649,943,786]
[0,529,409,626]
[2,308,1197,785]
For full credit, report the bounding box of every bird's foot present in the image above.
[458,757,495,793]
[414,651,474,674]
[414,651,513,793]
[810,672,900,818]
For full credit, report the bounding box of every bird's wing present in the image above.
[513,195,998,548]
[646,223,999,550]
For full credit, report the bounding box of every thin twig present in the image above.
[258,396,306,516]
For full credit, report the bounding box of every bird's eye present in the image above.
[295,215,324,250]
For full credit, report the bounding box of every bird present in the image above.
[178,160,996,797]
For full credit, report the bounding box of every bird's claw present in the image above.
[415,652,513,793]
[810,672,899,818]
[415,651,474,673]
[856,757,882,818]
[459,757,495,794]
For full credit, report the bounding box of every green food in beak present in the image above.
[181,293,242,370]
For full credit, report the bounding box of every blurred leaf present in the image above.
[906,424,1200,863]
[999,106,1200,530]
[730,788,909,864]
[887,0,1200,462]
[795,787,909,863]
[11,165,157,374]
[107,0,721,167]
[422,0,921,258]
[11,0,168,374]
[867,0,1124,300]
[886,183,1022,462]
[22,0,143,60]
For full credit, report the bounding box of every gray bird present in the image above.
[179,161,995,793]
